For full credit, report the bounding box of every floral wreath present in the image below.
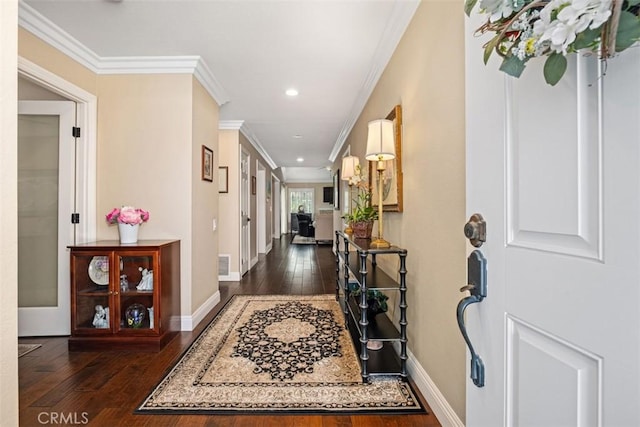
[465,0,640,85]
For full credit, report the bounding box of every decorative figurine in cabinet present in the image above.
[68,240,180,351]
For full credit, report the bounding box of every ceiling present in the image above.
[21,0,419,183]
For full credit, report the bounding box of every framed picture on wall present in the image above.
[202,145,213,182]
[218,166,228,193]
[333,169,340,210]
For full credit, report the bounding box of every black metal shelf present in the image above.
[335,230,408,382]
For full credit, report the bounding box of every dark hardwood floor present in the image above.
[19,235,441,426]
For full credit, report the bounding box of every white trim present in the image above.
[265,242,273,254]
[250,256,259,269]
[407,348,464,427]
[240,123,278,169]
[328,0,420,162]
[18,2,229,107]
[18,56,97,244]
[18,2,100,73]
[179,290,221,331]
[219,120,244,130]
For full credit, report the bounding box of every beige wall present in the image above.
[96,73,197,316]
[19,28,221,322]
[1,1,18,424]
[336,1,467,420]
[190,78,220,312]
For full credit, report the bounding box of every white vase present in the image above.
[118,223,139,244]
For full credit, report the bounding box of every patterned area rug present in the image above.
[18,343,41,358]
[137,295,424,414]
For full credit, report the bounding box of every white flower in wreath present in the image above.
[534,0,612,54]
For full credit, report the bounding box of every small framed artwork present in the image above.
[202,145,213,182]
[333,169,340,210]
[251,176,256,195]
[218,166,228,193]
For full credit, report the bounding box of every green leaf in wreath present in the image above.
[499,55,527,78]
[616,11,640,52]
[626,0,640,7]
[573,28,601,50]
[543,53,567,86]
[464,0,478,17]
[483,33,502,64]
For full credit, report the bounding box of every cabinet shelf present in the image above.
[335,231,408,382]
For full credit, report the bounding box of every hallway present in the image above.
[19,235,440,426]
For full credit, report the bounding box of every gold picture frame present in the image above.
[369,104,403,212]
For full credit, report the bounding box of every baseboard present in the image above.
[250,256,258,269]
[265,242,272,254]
[218,272,241,281]
[407,348,465,427]
[179,290,221,331]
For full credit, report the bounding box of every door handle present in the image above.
[456,250,487,387]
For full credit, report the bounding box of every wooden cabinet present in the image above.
[335,231,408,381]
[68,240,180,351]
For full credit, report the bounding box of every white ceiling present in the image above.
[21,0,419,182]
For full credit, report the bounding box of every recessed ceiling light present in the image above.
[293,134,302,139]
[286,88,299,97]
[296,157,304,162]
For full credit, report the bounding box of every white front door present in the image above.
[18,100,75,336]
[464,16,640,427]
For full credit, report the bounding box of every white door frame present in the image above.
[240,148,250,276]
[256,162,266,254]
[272,174,281,238]
[17,57,96,336]
[18,57,96,243]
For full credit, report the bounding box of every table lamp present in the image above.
[365,119,395,248]
[341,155,360,234]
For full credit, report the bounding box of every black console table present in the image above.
[335,231,408,381]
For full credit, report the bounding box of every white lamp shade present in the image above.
[341,156,360,180]
[365,119,395,161]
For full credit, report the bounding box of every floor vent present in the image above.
[218,255,231,276]
[218,254,230,276]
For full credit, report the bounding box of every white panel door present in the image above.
[240,149,250,276]
[18,100,75,336]
[465,14,640,427]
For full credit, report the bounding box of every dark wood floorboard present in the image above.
[19,235,441,427]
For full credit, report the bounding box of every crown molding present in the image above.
[219,120,245,130]
[328,0,420,162]
[218,121,278,170]
[239,123,278,170]
[18,2,229,106]
[18,2,100,73]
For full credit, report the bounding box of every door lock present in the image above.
[464,213,486,248]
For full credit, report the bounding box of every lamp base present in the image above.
[369,237,391,248]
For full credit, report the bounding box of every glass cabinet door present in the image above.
[71,253,112,332]
[116,253,156,332]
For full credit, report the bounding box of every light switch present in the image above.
[212,218,217,231]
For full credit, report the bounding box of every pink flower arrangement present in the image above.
[106,206,150,226]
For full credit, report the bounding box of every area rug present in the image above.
[137,295,423,414]
[291,235,316,245]
[18,343,41,358]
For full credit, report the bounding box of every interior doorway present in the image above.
[17,100,74,336]
[17,58,97,336]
